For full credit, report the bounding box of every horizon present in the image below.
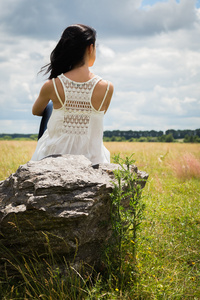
[1,127,199,136]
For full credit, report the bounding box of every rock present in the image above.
[0,155,148,273]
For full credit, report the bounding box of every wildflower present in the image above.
[115,288,119,292]
[158,284,164,289]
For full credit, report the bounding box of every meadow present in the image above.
[0,141,200,299]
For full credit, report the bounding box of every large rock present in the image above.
[0,155,148,272]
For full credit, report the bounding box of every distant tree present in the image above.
[184,134,200,143]
[147,137,158,142]
[103,137,111,142]
[165,129,196,139]
[157,135,167,142]
[110,136,126,142]
[165,129,177,138]
[30,134,38,140]
[195,128,200,137]
[149,130,163,137]
[2,135,12,140]
[165,133,174,142]
[128,138,137,142]
[138,137,148,142]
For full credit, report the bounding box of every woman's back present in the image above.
[31,73,112,165]
[31,24,113,165]
[51,69,112,112]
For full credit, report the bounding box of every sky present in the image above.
[0,0,200,134]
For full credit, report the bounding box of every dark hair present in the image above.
[40,24,96,79]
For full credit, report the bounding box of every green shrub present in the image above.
[103,154,146,291]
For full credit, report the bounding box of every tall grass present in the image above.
[106,142,200,299]
[0,141,36,180]
[0,243,101,299]
[0,141,200,298]
[169,152,200,180]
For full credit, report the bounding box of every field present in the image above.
[0,141,200,299]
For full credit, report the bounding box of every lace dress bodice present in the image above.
[31,74,110,165]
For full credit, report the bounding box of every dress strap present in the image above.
[98,81,110,111]
[52,78,64,106]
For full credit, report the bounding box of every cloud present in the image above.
[0,0,198,39]
[0,119,40,134]
[97,25,200,131]
[0,0,199,133]
[98,45,116,59]
[139,0,197,31]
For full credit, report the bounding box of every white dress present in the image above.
[31,73,110,165]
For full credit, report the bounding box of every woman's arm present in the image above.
[32,81,52,116]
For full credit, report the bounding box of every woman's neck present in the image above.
[64,64,94,82]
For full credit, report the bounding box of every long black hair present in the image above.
[41,24,96,79]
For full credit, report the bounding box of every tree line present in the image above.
[0,128,200,143]
[103,128,200,143]
[0,134,38,141]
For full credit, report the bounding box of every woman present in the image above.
[31,24,114,165]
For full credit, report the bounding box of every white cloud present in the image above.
[98,45,116,59]
[0,0,200,133]
[0,119,40,134]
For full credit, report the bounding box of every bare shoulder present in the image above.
[40,80,53,94]
[94,79,114,99]
[92,78,114,112]
[38,80,58,102]
[97,79,114,92]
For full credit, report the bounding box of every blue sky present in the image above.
[141,0,176,6]
[0,0,200,133]
[141,0,199,7]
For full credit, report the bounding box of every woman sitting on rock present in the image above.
[31,24,113,166]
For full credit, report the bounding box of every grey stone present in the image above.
[0,155,148,273]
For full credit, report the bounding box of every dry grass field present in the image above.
[0,140,200,299]
[0,141,36,180]
[1,140,200,181]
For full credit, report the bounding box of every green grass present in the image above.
[0,141,200,299]
[135,180,200,299]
